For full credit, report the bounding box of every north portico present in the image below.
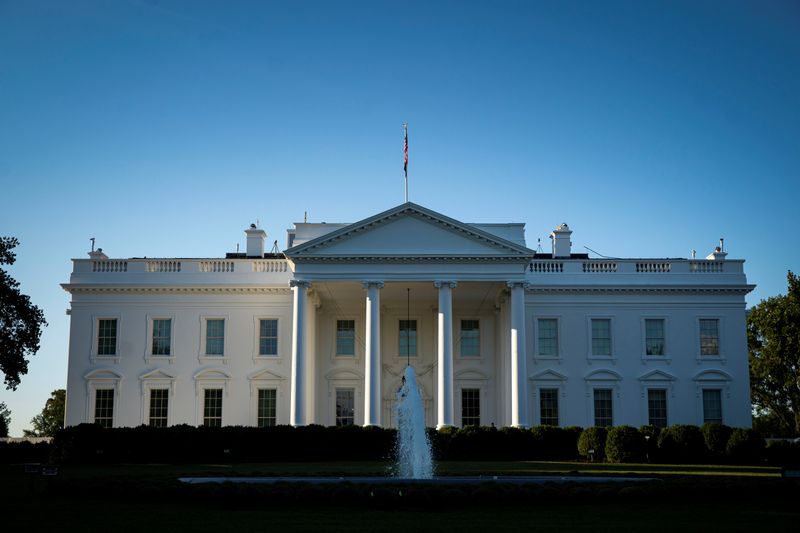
[62,200,754,431]
[283,202,535,429]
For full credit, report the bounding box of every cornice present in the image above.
[290,254,531,263]
[526,285,755,295]
[62,284,292,295]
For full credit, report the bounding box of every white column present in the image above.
[290,280,310,426]
[363,281,384,426]
[435,280,456,429]
[508,281,529,428]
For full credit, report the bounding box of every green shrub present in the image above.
[726,428,765,464]
[657,425,705,463]
[577,427,607,461]
[702,423,733,459]
[605,426,646,463]
[764,439,800,466]
[530,425,580,461]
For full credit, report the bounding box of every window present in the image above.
[460,320,480,357]
[461,388,480,426]
[149,388,169,427]
[591,319,611,356]
[648,389,667,428]
[537,319,559,357]
[702,389,723,424]
[257,389,277,427]
[593,389,613,427]
[700,319,720,356]
[335,388,355,426]
[539,388,559,426]
[94,389,114,428]
[645,319,665,356]
[97,319,117,356]
[203,389,223,427]
[336,320,355,356]
[399,320,417,357]
[206,319,225,356]
[151,319,171,356]
[259,319,278,356]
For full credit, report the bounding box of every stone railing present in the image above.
[529,261,563,273]
[199,260,235,273]
[92,260,128,272]
[526,258,742,276]
[145,260,181,272]
[690,261,724,273]
[252,260,289,273]
[636,261,671,273]
[583,261,618,273]
[74,258,291,277]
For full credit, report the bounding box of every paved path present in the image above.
[179,475,658,485]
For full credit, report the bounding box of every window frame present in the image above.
[255,317,280,358]
[334,318,357,358]
[256,388,278,427]
[587,316,616,362]
[202,388,224,428]
[335,387,356,426]
[646,388,668,428]
[538,387,560,426]
[593,388,614,427]
[145,315,175,363]
[398,318,419,358]
[701,388,724,425]
[640,316,670,361]
[199,315,229,363]
[458,318,482,359]
[92,315,121,363]
[147,387,170,428]
[460,387,481,427]
[534,316,561,360]
[93,388,115,428]
[697,317,725,361]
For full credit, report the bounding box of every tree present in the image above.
[26,389,65,437]
[0,237,47,390]
[0,401,10,437]
[748,271,800,435]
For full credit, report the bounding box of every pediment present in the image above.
[285,203,534,261]
[325,369,364,381]
[454,369,489,381]
[638,369,677,382]
[140,368,176,381]
[84,368,123,381]
[248,368,286,381]
[584,368,623,381]
[193,368,231,380]
[530,369,568,381]
[693,369,732,382]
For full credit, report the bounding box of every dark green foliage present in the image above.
[748,271,800,436]
[702,423,733,459]
[0,402,9,437]
[0,440,51,463]
[0,237,47,390]
[639,425,662,462]
[726,428,765,464]
[530,425,582,461]
[605,426,646,463]
[577,427,607,461]
[764,439,800,466]
[657,425,706,463]
[26,389,65,437]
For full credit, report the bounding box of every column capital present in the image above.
[290,280,312,289]
[506,281,530,290]
[361,280,385,289]
[434,280,458,289]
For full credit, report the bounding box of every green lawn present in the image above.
[2,461,797,532]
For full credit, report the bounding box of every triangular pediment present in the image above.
[140,368,176,381]
[84,368,123,381]
[530,369,568,381]
[638,369,677,382]
[455,369,490,381]
[285,203,534,261]
[248,368,286,381]
[193,368,231,380]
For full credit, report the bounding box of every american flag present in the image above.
[403,124,408,177]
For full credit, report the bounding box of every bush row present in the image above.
[1,423,798,465]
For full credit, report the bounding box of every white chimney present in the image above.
[245,224,267,257]
[550,223,572,258]
[88,248,108,260]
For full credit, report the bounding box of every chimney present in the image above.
[705,238,727,261]
[245,223,267,257]
[88,248,108,260]
[550,223,572,258]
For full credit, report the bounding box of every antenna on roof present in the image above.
[90,237,96,252]
[270,240,280,254]
[304,211,307,223]
[536,238,543,254]
[584,246,618,259]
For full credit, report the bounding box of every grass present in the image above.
[2,461,797,532]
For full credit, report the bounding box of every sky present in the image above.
[0,0,798,436]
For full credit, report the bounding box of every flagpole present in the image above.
[403,122,408,203]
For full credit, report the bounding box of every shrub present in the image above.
[577,427,607,461]
[726,428,765,464]
[530,426,580,461]
[702,423,733,459]
[657,425,705,463]
[605,426,646,463]
[764,439,800,466]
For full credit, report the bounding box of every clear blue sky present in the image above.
[1,0,798,436]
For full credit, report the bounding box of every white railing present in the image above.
[252,260,289,273]
[529,261,564,273]
[199,261,235,273]
[92,260,127,272]
[146,260,181,273]
[636,261,671,273]
[583,261,617,273]
[690,261,723,273]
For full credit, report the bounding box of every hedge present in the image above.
[577,427,607,461]
[605,426,646,463]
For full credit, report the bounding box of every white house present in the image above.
[62,202,754,430]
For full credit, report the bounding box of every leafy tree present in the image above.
[748,271,800,435]
[26,389,65,437]
[1,237,47,390]
[0,401,10,437]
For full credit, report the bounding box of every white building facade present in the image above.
[62,203,754,430]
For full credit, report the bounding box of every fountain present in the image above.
[394,365,434,479]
